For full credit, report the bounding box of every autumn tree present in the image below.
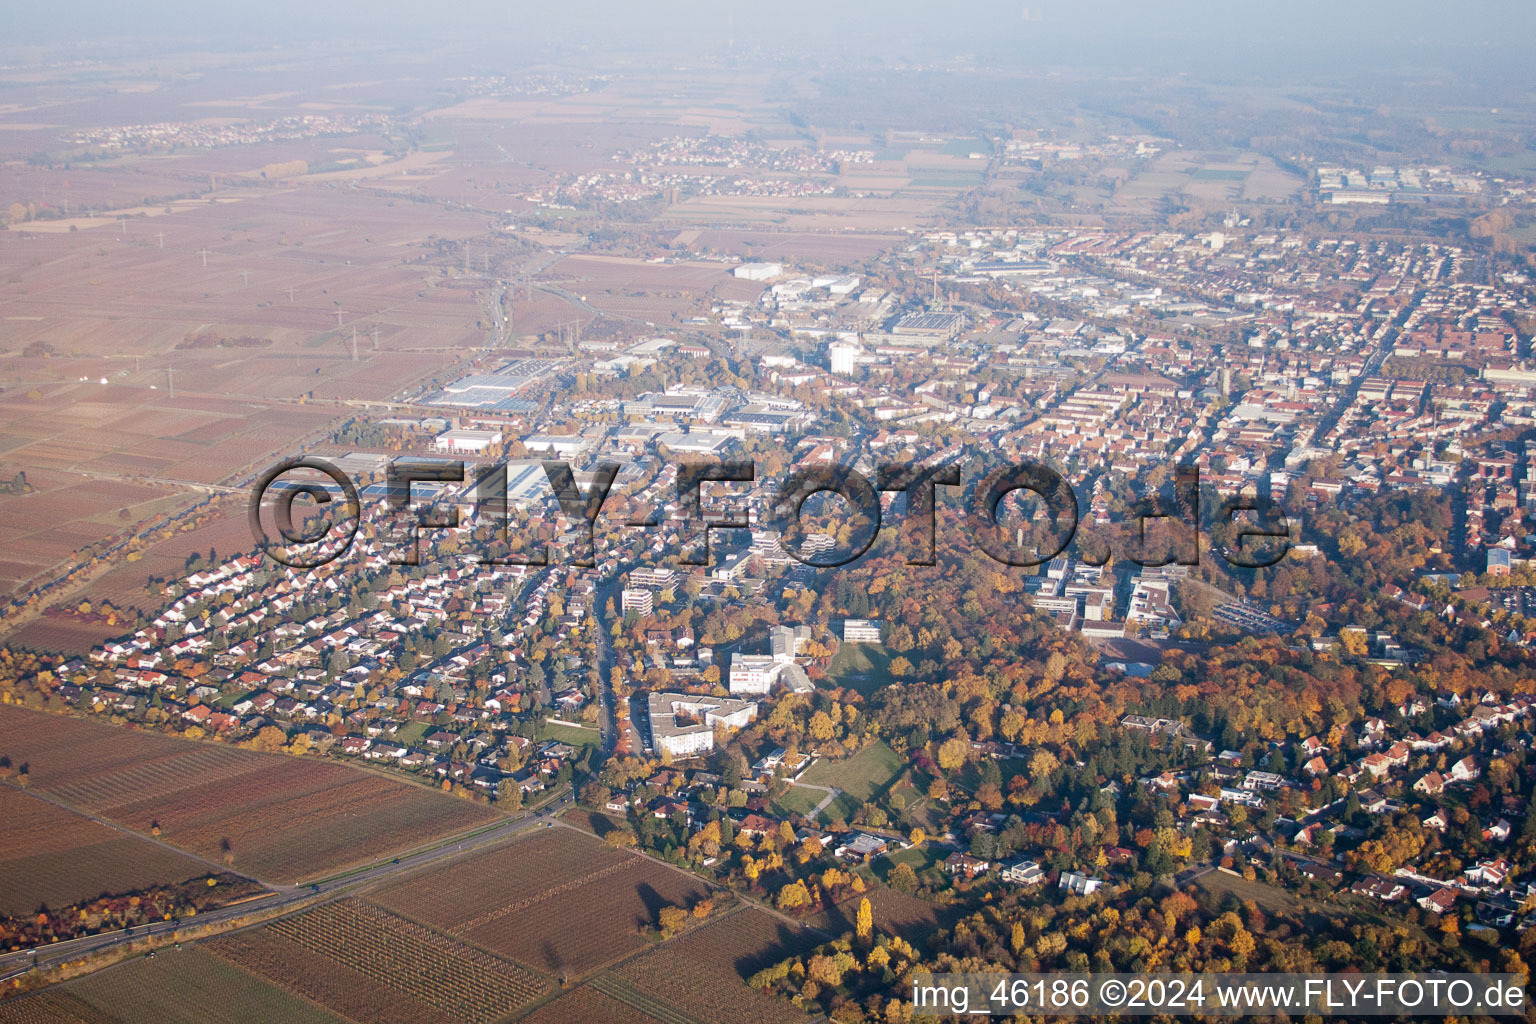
[658,905,687,938]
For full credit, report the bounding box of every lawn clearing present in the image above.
[769,785,825,819]
[798,740,902,803]
[392,722,429,747]
[869,844,942,882]
[826,642,893,694]
[1196,868,1306,917]
[538,719,602,748]
[1199,867,1438,944]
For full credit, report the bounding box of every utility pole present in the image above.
[351,326,359,361]
[166,367,176,399]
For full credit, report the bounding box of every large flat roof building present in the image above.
[729,654,775,695]
[733,262,782,281]
[843,619,882,644]
[434,428,503,455]
[892,311,964,339]
[647,692,758,757]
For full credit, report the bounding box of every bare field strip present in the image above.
[0,707,499,884]
[206,899,547,1024]
[369,828,711,977]
[606,908,818,1024]
[0,787,214,917]
[0,947,348,1024]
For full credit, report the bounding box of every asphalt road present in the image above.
[0,791,572,985]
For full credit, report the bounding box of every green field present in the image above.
[827,642,894,694]
[1197,867,1450,946]
[940,138,993,158]
[1191,168,1250,181]
[1196,868,1305,916]
[887,780,942,831]
[538,719,601,748]
[799,740,902,803]
[770,741,905,824]
[863,843,942,884]
[771,785,827,819]
[906,171,986,188]
[393,721,429,746]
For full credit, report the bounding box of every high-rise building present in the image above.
[621,588,654,616]
[829,342,861,376]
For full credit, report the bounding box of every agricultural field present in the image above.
[1105,150,1301,213]
[0,787,215,917]
[0,947,348,1024]
[0,707,499,884]
[0,178,491,613]
[369,827,711,979]
[665,191,944,232]
[559,806,627,837]
[5,503,266,654]
[534,255,735,327]
[602,908,818,1024]
[682,228,901,266]
[516,985,664,1024]
[205,899,547,1024]
[45,505,253,614]
[0,468,181,601]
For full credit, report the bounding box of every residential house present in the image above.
[944,852,992,878]
[1000,858,1045,886]
[1418,888,1458,915]
[1059,871,1104,896]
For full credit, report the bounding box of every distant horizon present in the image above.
[6,0,1536,86]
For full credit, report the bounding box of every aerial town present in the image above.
[2,7,1536,1024]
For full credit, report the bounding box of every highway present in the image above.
[0,790,572,986]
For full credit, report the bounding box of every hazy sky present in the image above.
[10,0,1536,79]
